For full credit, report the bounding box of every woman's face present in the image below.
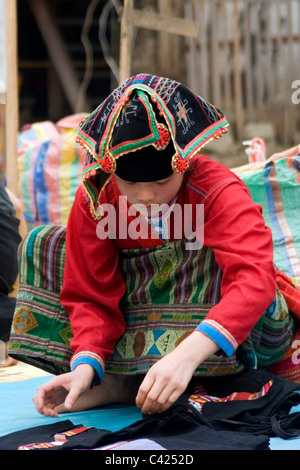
[114,172,184,215]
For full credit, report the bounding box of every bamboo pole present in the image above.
[4,0,18,194]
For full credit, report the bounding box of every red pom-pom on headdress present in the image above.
[101,154,116,173]
[154,124,170,151]
[172,156,190,173]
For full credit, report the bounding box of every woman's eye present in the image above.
[156,179,169,185]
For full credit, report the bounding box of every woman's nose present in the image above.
[136,185,156,204]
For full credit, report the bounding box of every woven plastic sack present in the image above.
[17,114,87,230]
[234,146,300,284]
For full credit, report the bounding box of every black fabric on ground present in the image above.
[196,369,300,437]
[199,369,300,417]
[1,370,300,450]
[0,412,269,451]
[0,420,79,450]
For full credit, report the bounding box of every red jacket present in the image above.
[60,155,276,381]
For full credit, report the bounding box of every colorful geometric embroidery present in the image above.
[59,325,73,345]
[105,239,244,376]
[12,308,38,334]
[17,426,90,450]
[154,259,175,289]
[188,380,274,414]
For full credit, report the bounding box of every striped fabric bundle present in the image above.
[9,225,72,375]
[236,148,300,382]
[17,114,87,230]
[236,149,300,285]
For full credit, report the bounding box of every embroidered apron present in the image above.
[8,225,294,376]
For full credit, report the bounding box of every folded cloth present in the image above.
[0,413,269,451]
[189,369,300,439]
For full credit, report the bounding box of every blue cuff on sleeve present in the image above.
[196,322,236,357]
[71,355,104,384]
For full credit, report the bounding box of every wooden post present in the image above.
[119,0,134,84]
[157,0,173,78]
[198,0,209,99]
[244,1,254,121]
[210,0,220,105]
[233,0,243,141]
[119,0,198,85]
[5,0,18,194]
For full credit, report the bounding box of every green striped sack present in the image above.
[8,225,72,375]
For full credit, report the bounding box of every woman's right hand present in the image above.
[33,363,95,417]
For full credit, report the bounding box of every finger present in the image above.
[33,391,57,417]
[135,375,155,410]
[33,378,68,416]
[143,382,183,415]
[63,380,87,410]
[153,388,181,414]
[139,381,168,414]
[64,390,79,410]
[33,393,59,417]
[41,407,59,418]
[33,386,47,413]
[34,376,64,405]
[141,388,168,414]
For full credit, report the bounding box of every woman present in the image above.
[9,74,294,415]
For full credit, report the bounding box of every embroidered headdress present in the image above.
[77,73,229,220]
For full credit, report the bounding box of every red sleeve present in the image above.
[197,180,276,353]
[60,185,126,380]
